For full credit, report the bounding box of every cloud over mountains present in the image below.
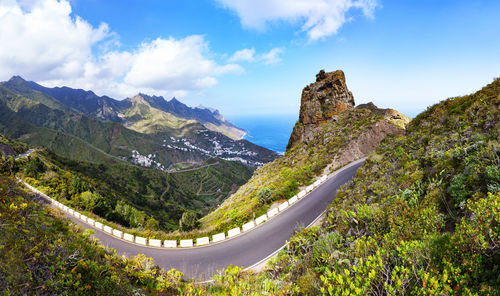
[0,0,242,98]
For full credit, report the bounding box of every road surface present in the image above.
[14,149,35,160]
[62,160,364,280]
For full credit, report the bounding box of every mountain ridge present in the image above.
[5,76,245,140]
[0,76,278,168]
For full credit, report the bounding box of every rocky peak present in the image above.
[169,97,182,104]
[196,104,218,114]
[287,69,355,149]
[129,94,149,105]
[7,75,26,84]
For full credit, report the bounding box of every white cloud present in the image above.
[229,47,283,64]
[229,48,257,62]
[216,0,377,40]
[261,48,283,64]
[0,0,109,81]
[124,36,242,91]
[0,0,242,99]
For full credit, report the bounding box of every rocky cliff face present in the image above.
[202,69,412,232]
[287,70,355,149]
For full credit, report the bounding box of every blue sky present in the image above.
[1,0,499,117]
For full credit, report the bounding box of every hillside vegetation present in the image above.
[201,106,406,233]
[14,147,253,233]
[191,78,500,294]
[2,75,498,295]
[0,175,196,295]
[0,134,27,157]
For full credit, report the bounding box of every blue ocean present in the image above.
[228,114,298,155]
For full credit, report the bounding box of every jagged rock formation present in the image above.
[203,70,413,232]
[4,76,246,140]
[287,70,355,149]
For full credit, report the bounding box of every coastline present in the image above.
[228,114,296,155]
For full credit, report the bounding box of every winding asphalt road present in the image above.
[14,149,35,160]
[59,160,364,280]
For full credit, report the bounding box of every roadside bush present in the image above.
[23,157,45,178]
[258,187,273,204]
[179,211,199,231]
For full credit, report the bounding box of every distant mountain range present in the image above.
[7,76,244,140]
[0,76,278,168]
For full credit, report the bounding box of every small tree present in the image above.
[257,187,273,205]
[179,211,199,231]
[0,156,14,174]
[23,157,45,178]
[145,216,160,230]
[70,175,84,195]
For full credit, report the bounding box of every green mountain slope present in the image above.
[0,76,70,112]
[0,175,192,295]
[0,77,278,168]
[199,78,500,294]
[120,94,202,136]
[14,102,162,159]
[15,147,253,232]
[201,70,409,233]
[16,76,245,140]
[0,97,128,165]
[0,84,209,166]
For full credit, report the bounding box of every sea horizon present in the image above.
[228,114,297,155]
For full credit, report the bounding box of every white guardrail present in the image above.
[16,167,337,248]
[180,239,193,248]
[212,232,226,242]
[149,239,162,247]
[196,237,209,246]
[227,227,241,238]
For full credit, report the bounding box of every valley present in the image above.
[0,76,276,235]
[0,76,278,169]
[1,70,499,295]
[2,1,499,294]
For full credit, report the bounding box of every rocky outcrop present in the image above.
[287,70,355,149]
[0,144,15,157]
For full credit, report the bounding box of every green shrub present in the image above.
[257,187,273,204]
[179,211,199,231]
[23,157,45,178]
[448,173,469,208]
[484,165,500,193]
